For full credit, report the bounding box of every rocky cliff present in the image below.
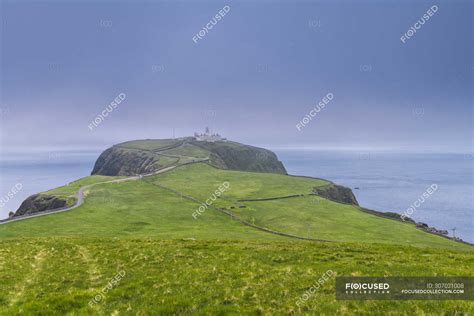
[190,140,287,175]
[91,139,287,176]
[312,184,359,205]
[14,194,70,217]
[91,147,161,176]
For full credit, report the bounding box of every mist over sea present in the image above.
[1,150,472,243]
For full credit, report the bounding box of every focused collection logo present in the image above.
[336,277,473,300]
[345,282,390,294]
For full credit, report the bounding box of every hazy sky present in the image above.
[1,0,472,153]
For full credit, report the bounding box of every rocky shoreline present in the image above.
[359,207,471,245]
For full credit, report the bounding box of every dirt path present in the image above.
[0,166,176,225]
[1,160,332,243]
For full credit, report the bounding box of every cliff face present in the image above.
[91,147,161,176]
[14,194,69,217]
[91,139,287,176]
[312,184,359,206]
[190,140,287,175]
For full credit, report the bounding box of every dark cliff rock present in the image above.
[91,147,161,176]
[312,184,359,206]
[359,207,416,223]
[14,194,69,217]
[91,139,287,176]
[416,222,449,235]
[190,140,287,175]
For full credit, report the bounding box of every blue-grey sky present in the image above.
[1,0,472,153]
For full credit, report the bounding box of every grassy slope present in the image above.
[162,143,211,159]
[1,162,473,314]
[0,238,472,315]
[149,163,328,200]
[0,180,280,240]
[238,197,469,250]
[147,163,471,251]
[115,139,181,151]
[103,140,212,173]
[21,176,126,209]
[106,147,179,171]
[3,163,469,251]
[44,175,125,198]
[190,140,287,174]
[157,143,217,165]
[107,139,287,174]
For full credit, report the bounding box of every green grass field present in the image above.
[237,196,469,249]
[1,162,472,314]
[161,142,211,159]
[145,163,470,251]
[0,180,278,240]
[0,238,472,315]
[149,163,329,200]
[116,139,182,151]
[44,175,125,198]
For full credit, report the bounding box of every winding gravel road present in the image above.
[0,165,177,225]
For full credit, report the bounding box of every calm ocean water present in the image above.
[276,150,473,243]
[0,151,100,220]
[1,150,472,243]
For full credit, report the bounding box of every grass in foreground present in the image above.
[1,162,472,315]
[0,238,472,315]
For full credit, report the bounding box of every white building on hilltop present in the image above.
[194,127,226,142]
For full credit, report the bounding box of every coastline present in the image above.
[275,150,474,244]
[1,150,473,243]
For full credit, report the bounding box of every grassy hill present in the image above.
[145,163,471,250]
[1,141,472,315]
[2,162,468,250]
[91,138,287,176]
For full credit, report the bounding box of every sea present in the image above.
[0,151,100,220]
[1,150,472,243]
[276,150,473,243]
